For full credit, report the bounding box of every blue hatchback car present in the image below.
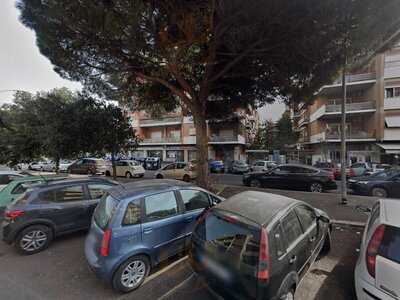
[85,179,223,293]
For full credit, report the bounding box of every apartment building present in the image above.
[128,108,258,164]
[294,43,400,165]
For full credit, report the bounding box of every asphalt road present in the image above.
[0,224,362,300]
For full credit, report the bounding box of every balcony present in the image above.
[384,97,400,110]
[141,136,182,145]
[209,134,246,144]
[332,73,376,85]
[318,73,376,97]
[139,117,182,127]
[310,101,376,122]
[310,131,375,143]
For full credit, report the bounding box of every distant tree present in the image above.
[274,112,298,150]
[251,120,275,150]
[17,0,400,187]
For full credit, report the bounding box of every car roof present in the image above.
[109,179,194,201]
[380,199,400,228]
[33,177,114,189]
[216,191,300,226]
[9,175,66,183]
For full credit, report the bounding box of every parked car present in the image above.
[0,171,29,192]
[365,164,392,176]
[355,199,400,300]
[29,161,56,172]
[228,160,250,174]
[190,191,332,300]
[0,175,67,213]
[2,178,117,254]
[154,162,196,181]
[351,162,373,177]
[85,179,224,293]
[59,159,74,172]
[67,158,109,175]
[105,160,145,178]
[250,160,277,172]
[348,169,400,198]
[144,157,161,170]
[243,164,337,193]
[209,160,225,173]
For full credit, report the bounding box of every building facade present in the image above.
[128,108,258,164]
[294,44,400,165]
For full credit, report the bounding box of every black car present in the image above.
[348,169,400,198]
[190,191,332,300]
[2,178,117,255]
[243,164,337,193]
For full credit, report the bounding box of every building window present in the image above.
[385,87,400,98]
[188,150,197,161]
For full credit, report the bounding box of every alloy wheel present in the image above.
[120,260,146,288]
[20,230,47,252]
[310,183,323,193]
[250,179,261,188]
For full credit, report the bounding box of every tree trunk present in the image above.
[193,109,210,189]
[111,152,117,180]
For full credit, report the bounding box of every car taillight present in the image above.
[100,229,112,257]
[5,210,25,220]
[258,227,270,282]
[366,224,385,278]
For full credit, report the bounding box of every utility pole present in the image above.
[340,56,348,205]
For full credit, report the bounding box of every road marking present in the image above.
[142,255,188,287]
[156,273,195,300]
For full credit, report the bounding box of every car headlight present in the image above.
[358,181,369,185]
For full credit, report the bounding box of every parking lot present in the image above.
[0,222,362,300]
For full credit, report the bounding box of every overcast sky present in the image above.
[0,0,285,121]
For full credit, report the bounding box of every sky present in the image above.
[0,0,285,121]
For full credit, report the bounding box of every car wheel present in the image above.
[156,174,163,179]
[112,255,150,293]
[183,174,190,182]
[371,187,388,198]
[250,179,261,188]
[126,172,133,179]
[87,169,94,176]
[105,171,111,177]
[15,225,53,255]
[310,182,323,193]
[139,174,144,178]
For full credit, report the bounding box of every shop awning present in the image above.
[385,116,400,128]
[377,143,400,154]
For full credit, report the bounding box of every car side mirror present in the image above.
[317,215,330,223]
[355,205,371,214]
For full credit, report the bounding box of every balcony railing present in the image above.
[325,131,375,140]
[142,137,182,144]
[209,135,245,143]
[332,73,376,84]
[140,117,182,126]
[384,98,400,110]
[325,101,375,113]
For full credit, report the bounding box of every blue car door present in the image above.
[141,191,185,263]
[177,189,212,248]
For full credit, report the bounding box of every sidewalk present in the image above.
[219,185,377,225]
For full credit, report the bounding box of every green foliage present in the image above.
[0,88,139,168]
[251,112,298,150]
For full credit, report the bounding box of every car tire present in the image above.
[105,171,111,177]
[139,174,144,178]
[126,172,132,179]
[15,225,53,255]
[250,179,261,188]
[156,174,163,179]
[310,182,323,193]
[87,169,94,176]
[112,255,150,293]
[183,174,190,182]
[371,187,388,198]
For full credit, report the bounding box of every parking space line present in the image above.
[156,273,195,300]
[142,255,189,287]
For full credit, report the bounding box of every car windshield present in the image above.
[372,170,400,179]
[93,194,119,230]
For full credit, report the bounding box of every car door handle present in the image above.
[143,227,153,234]
[309,236,316,242]
[289,256,297,264]
[184,217,194,223]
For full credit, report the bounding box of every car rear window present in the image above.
[379,225,400,264]
[94,195,119,230]
[194,210,260,268]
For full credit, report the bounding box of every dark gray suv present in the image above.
[190,191,332,300]
[2,178,117,255]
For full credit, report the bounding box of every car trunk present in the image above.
[191,209,262,300]
[376,225,400,298]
